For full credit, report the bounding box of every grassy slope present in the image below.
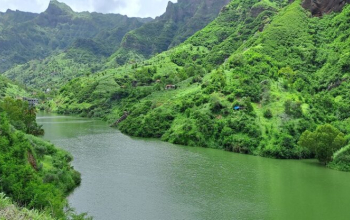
[0,193,54,220]
[0,76,29,98]
[54,1,350,168]
[4,51,104,92]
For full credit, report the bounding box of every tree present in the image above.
[278,66,295,87]
[0,97,43,135]
[298,124,346,164]
[284,100,302,118]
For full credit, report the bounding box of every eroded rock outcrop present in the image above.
[302,0,350,16]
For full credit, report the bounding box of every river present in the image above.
[37,113,350,220]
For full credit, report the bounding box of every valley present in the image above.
[1,0,350,219]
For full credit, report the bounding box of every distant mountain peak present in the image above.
[45,0,74,15]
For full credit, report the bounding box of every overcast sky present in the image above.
[0,0,177,18]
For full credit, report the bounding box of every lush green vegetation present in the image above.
[0,97,44,135]
[4,51,104,92]
[0,193,55,220]
[48,0,350,171]
[299,124,346,164]
[109,0,231,66]
[1,0,235,92]
[329,144,350,171]
[0,192,91,220]
[9,0,350,218]
[0,76,28,98]
[0,98,88,219]
[0,0,148,73]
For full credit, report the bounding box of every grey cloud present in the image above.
[91,0,127,14]
[137,0,173,18]
[0,0,48,13]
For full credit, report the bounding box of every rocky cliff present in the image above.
[302,0,350,16]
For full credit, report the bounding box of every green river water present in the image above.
[37,113,350,220]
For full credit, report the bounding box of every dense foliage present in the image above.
[329,145,350,171]
[299,124,346,164]
[0,99,84,219]
[0,97,44,135]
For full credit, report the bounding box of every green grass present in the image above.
[0,193,54,220]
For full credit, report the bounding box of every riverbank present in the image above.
[0,109,83,219]
[38,113,350,220]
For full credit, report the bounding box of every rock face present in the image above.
[302,0,350,16]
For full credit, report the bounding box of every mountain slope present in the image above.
[0,0,149,73]
[109,0,231,65]
[3,42,107,91]
[2,0,233,91]
[52,0,350,170]
[0,76,28,98]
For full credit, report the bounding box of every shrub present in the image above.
[263,109,273,118]
[299,124,346,164]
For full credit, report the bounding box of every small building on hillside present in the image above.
[23,97,39,107]
[165,85,177,90]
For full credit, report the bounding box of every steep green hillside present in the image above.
[0,0,148,73]
[4,45,105,91]
[108,0,231,66]
[54,0,275,114]
[0,76,28,98]
[0,99,85,219]
[2,0,232,90]
[53,0,350,170]
[0,9,37,30]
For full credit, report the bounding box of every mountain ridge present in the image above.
[2,0,232,92]
[0,0,150,72]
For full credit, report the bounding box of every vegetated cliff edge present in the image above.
[0,110,82,218]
